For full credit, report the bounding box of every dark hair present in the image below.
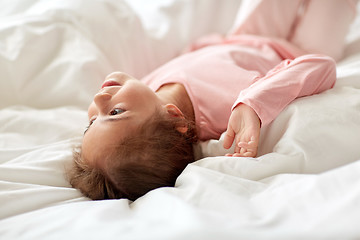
[68,110,197,201]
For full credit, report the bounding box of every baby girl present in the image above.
[68,0,357,201]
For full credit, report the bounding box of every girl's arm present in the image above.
[223,54,336,157]
[234,54,336,127]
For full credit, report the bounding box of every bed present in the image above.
[1,0,360,239]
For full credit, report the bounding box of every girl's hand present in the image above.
[223,103,261,157]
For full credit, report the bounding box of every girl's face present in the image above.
[82,72,161,167]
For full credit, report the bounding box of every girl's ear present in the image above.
[164,104,184,118]
[164,104,188,134]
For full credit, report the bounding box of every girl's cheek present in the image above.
[88,102,97,119]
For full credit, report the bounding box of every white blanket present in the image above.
[1,0,360,239]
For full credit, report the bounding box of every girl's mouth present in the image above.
[101,80,121,88]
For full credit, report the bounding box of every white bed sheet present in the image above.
[0,0,360,239]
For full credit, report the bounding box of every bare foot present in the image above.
[223,103,261,157]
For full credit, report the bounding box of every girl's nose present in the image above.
[93,92,112,114]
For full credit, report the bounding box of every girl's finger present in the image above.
[223,127,235,149]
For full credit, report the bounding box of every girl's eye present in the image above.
[84,117,96,134]
[109,108,125,115]
[89,118,96,125]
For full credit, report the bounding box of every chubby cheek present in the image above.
[131,84,157,104]
[87,102,97,119]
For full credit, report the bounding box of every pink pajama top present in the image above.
[142,35,336,141]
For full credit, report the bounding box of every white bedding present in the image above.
[1,0,360,239]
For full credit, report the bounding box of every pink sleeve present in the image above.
[232,54,336,126]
